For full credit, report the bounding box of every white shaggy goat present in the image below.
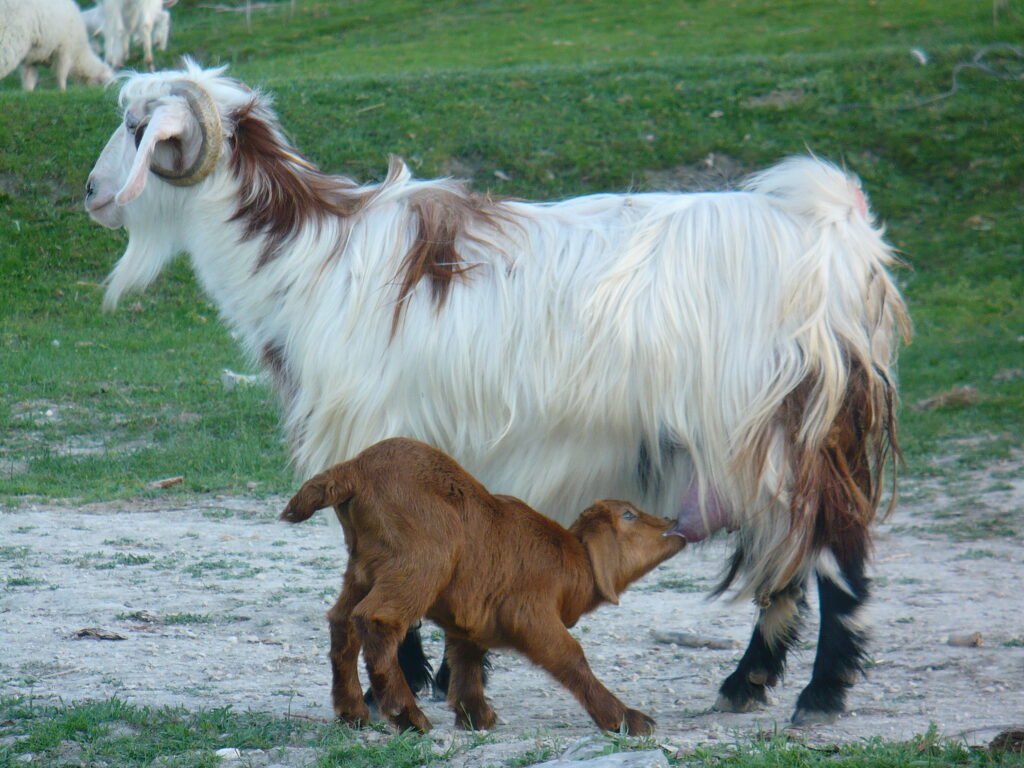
[85,62,910,725]
[0,0,113,91]
[98,0,176,71]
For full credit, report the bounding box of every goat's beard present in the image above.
[103,218,182,311]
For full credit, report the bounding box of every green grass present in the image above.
[676,727,1024,767]
[0,3,1021,509]
[2,698,1023,768]
[648,576,707,593]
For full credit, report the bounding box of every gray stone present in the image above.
[263,747,319,767]
[534,749,669,768]
[447,739,551,768]
[559,735,609,761]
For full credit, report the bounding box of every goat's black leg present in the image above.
[792,554,869,725]
[434,640,491,700]
[715,582,805,712]
[446,637,497,730]
[363,623,434,709]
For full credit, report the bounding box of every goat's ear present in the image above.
[116,100,194,205]
[582,518,621,606]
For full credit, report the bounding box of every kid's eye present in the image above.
[622,509,637,520]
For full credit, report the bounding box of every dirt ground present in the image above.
[1,457,1022,761]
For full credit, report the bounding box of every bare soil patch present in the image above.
[1,459,1022,762]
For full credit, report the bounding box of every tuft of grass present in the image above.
[162,612,218,626]
[5,575,45,588]
[953,548,1001,561]
[0,545,31,561]
[651,576,707,593]
[676,726,1024,767]
[0,697,313,768]
[181,558,264,580]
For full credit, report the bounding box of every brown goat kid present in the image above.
[281,437,686,735]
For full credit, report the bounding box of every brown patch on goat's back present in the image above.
[390,184,505,334]
[228,100,371,270]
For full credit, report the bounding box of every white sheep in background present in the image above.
[84,63,910,725]
[99,0,176,71]
[0,0,113,91]
[81,5,105,53]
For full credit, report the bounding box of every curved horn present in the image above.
[150,80,223,187]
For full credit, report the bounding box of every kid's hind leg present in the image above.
[716,581,806,712]
[445,637,496,730]
[327,578,371,726]
[353,572,448,733]
[366,624,436,710]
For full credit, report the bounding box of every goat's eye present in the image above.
[622,509,637,521]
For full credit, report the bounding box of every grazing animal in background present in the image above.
[0,0,113,91]
[98,0,176,71]
[84,62,910,725]
[82,3,172,62]
[281,437,686,734]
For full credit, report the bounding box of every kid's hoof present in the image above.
[393,708,433,733]
[335,709,371,728]
[623,708,656,736]
[455,704,497,731]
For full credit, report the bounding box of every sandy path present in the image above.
[1,461,1022,758]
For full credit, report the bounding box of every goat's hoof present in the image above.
[623,709,656,736]
[714,670,770,713]
[712,691,765,713]
[455,705,497,731]
[790,706,840,727]
[791,679,846,725]
[392,708,433,733]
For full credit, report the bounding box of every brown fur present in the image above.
[260,341,288,391]
[785,361,897,588]
[714,358,901,608]
[227,100,369,270]
[227,103,505,328]
[281,437,685,735]
[390,186,504,334]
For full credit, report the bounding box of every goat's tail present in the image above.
[721,156,912,601]
[280,462,357,523]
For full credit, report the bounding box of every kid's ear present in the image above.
[582,517,621,605]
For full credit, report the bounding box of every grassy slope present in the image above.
[1,0,1022,501]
